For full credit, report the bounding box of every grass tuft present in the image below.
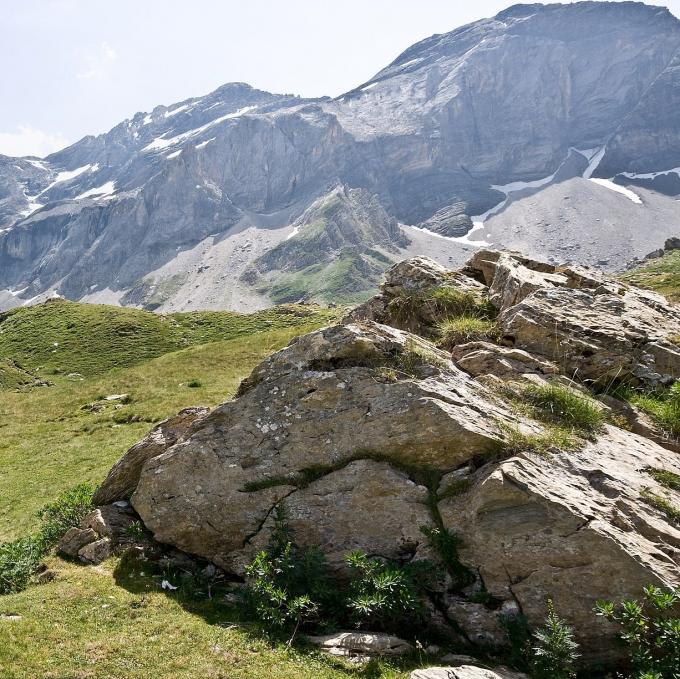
[499,423,579,457]
[436,315,498,349]
[627,383,680,440]
[640,488,680,525]
[523,383,605,434]
[646,467,680,492]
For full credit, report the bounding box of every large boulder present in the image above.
[465,250,680,386]
[130,322,513,572]
[97,254,680,663]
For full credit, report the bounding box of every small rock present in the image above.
[78,537,111,565]
[308,632,414,661]
[58,527,98,557]
[410,667,528,679]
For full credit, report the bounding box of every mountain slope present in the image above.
[2,2,680,310]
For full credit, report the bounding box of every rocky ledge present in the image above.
[70,251,680,663]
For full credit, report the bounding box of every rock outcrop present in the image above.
[95,252,680,662]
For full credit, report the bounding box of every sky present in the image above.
[1,0,679,158]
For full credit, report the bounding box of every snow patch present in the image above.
[143,106,258,153]
[53,164,93,184]
[142,114,153,125]
[195,137,215,149]
[286,225,301,240]
[619,166,680,180]
[588,178,642,204]
[74,181,116,200]
[166,150,182,159]
[164,104,190,118]
[411,224,491,247]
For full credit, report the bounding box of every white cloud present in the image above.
[77,41,118,80]
[0,125,70,158]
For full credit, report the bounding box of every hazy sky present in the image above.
[1,0,679,157]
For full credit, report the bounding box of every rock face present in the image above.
[3,2,680,308]
[99,252,680,662]
[93,407,209,505]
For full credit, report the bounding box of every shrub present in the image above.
[436,315,498,349]
[0,535,45,594]
[595,585,680,677]
[523,383,605,434]
[244,507,336,642]
[187,379,202,388]
[344,550,431,632]
[531,599,579,679]
[0,483,95,595]
[37,482,95,545]
[244,508,433,639]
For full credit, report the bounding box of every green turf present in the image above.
[0,299,337,378]
[619,250,680,302]
[0,300,338,540]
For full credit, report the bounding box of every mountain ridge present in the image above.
[2,1,680,311]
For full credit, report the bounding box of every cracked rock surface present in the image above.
[100,252,680,660]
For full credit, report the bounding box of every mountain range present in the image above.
[2,1,680,312]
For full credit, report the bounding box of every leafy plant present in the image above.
[531,599,579,678]
[125,520,146,540]
[500,612,532,670]
[187,379,202,388]
[244,507,336,642]
[595,585,680,678]
[420,525,474,590]
[344,550,430,632]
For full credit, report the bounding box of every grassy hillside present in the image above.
[0,301,338,541]
[0,298,334,377]
[619,250,680,301]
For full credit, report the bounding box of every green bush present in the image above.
[0,483,95,595]
[187,379,202,388]
[531,600,579,678]
[244,508,337,642]
[344,550,431,632]
[244,507,434,639]
[37,482,95,545]
[0,535,46,594]
[523,383,605,434]
[595,585,680,678]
